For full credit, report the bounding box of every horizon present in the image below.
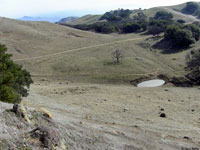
[0,0,200,19]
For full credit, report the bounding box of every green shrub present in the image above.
[165,25,195,48]
[100,9,131,21]
[182,2,200,15]
[148,20,169,35]
[186,49,200,85]
[154,11,173,21]
[0,43,33,104]
[177,19,185,24]
[0,86,20,104]
[123,23,141,33]
[184,24,200,41]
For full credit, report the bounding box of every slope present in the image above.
[0,17,189,83]
[64,2,199,26]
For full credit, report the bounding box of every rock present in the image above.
[12,104,31,123]
[124,108,128,112]
[39,108,53,119]
[160,113,166,118]
[160,108,164,111]
[183,136,190,140]
[30,126,62,149]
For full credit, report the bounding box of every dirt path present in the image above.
[13,36,151,62]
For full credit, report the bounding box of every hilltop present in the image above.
[61,2,200,26]
[56,16,79,24]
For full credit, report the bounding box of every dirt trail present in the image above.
[13,36,151,62]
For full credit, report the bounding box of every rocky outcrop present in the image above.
[0,103,67,150]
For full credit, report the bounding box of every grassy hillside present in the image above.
[64,3,200,26]
[66,15,103,25]
[143,7,199,23]
[0,16,195,84]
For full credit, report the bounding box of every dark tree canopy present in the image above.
[0,43,33,103]
[186,49,200,85]
[154,11,173,21]
[148,20,169,35]
[123,23,141,33]
[165,25,195,48]
[100,9,132,21]
[182,2,200,15]
[184,24,200,41]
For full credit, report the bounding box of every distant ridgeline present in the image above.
[58,7,200,49]
[181,2,200,18]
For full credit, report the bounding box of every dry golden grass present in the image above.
[0,17,196,83]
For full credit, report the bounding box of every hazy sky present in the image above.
[0,0,199,18]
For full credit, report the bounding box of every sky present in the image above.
[0,0,199,18]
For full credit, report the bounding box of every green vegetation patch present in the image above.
[0,44,33,103]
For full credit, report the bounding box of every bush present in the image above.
[182,2,200,15]
[148,20,169,35]
[177,19,185,24]
[186,49,200,85]
[92,23,116,33]
[100,9,131,22]
[165,25,195,48]
[154,11,173,21]
[0,44,33,103]
[123,23,141,33]
[184,24,200,41]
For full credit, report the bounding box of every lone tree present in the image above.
[112,50,123,64]
[186,49,200,85]
[0,43,33,104]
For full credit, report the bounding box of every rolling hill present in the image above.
[0,15,193,83]
[56,16,79,24]
[1,3,200,149]
[62,2,200,26]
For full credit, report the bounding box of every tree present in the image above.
[112,50,123,64]
[0,43,33,103]
[154,11,173,21]
[148,20,169,35]
[123,23,141,33]
[182,2,199,15]
[186,49,200,85]
[99,9,131,22]
[165,25,195,48]
[177,19,185,24]
[184,24,200,41]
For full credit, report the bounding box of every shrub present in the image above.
[148,20,169,35]
[182,2,200,15]
[186,49,200,85]
[100,9,132,21]
[154,11,173,21]
[177,19,185,24]
[184,24,200,41]
[165,25,195,48]
[123,23,141,33]
[0,43,33,103]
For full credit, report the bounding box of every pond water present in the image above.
[137,79,165,88]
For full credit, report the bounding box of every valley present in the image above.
[0,1,200,149]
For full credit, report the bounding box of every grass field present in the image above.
[0,16,196,84]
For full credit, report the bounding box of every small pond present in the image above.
[137,79,165,88]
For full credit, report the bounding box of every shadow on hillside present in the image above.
[152,39,189,54]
